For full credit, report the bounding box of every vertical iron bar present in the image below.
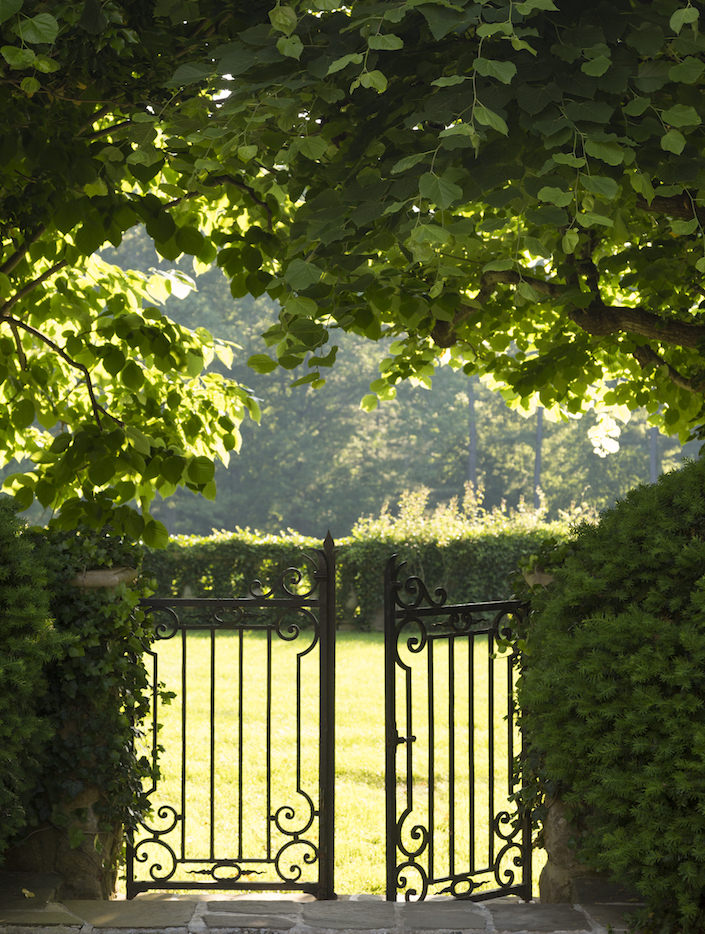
[428,633,435,884]
[210,627,215,860]
[181,625,187,860]
[317,532,336,899]
[238,626,244,860]
[507,632,513,798]
[448,635,455,879]
[384,557,398,902]
[488,630,495,869]
[469,633,475,872]
[266,626,272,860]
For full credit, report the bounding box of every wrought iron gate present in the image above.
[126,534,335,899]
[384,557,531,902]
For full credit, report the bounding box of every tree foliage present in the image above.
[4,0,705,532]
[170,0,705,439]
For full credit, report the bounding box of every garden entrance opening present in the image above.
[126,538,531,901]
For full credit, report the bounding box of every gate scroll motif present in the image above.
[126,534,335,899]
[384,556,531,902]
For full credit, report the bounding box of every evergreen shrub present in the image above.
[0,499,62,856]
[144,487,573,626]
[517,458,705,933]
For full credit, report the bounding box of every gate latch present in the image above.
[395,733,416,746]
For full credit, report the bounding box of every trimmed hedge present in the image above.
[517,458,705,934]
[143,489,574,625]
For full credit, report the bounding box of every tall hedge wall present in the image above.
[143,492,573,625]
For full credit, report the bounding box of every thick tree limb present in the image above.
[0,227,47,276]
[569,302,705,348]
[637,193,705,226]
[631,344,704,394]
[4,317,124,429]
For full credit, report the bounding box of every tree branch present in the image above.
[0,227,47,276]
[631,343,705,394]
[0,260,68,316]
[164,173,274,228]
[84,119,133,141]
[4,317,124,430]
[636,193,705,226]
[569,302,705,348]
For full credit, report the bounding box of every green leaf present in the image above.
[12,399,34,429]
[474,104,508,135]
[514,0,558,11]
[580,175,619,200]
[168,62,212,86]
[368,34,403,50]
[623,96,650,116]
[360,393,378,412]
[20,75,39,95]
[269,4,297,35]
[175,225,205,255]
[584,140,625,165]
[276,35,303,60]
[16,13,58,44]
[419,172,463,208]
[0,0,22,25]
[671,218,699,236]
[285,258,322,289]
[187,455,215,485]
[630,172,655,203]
[121,361,145,390]
[359,70,387,92]
[431,75,469,87]
[661,129,686,154]
[161,455,186,484]
[670,6,699,34]
[669,57,705,84]
[142,518,169,548]
[538,186,573,207]
[661,104,701,127]
[327,52,363,74]
[473,57,517,84]
[581,54,610,76]
[562,229,579,253]
[248,353,278,374]
[297,136,328,160]
[578,212,614,228]
[390,152,428,173]
[1,44,35,67]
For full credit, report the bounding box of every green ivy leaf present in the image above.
[670,6,699,34]
[661,129,686,154]
[661,104,701,127]
[16,13,58,44]
[538,186,573,207]
[0,0,22,25]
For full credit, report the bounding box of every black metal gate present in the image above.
[126,534,335,899]
[384,557,531,901]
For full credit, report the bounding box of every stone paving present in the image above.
[0,873,644,934]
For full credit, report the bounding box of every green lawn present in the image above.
[129,629,538,897]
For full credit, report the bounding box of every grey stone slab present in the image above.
[63,898,197,928]
[207,901,301,916]
[486,902,589,933]
[400,901,487,931]
[0,872,62,910]
[0,907,83,925]
[204,911,295,929]
[581,903,642,931]
[302,900,396,929]
[571,876,643,905]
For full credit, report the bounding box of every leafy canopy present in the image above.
[172,0,705,440]
[4,0,705,535]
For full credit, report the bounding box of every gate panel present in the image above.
[126,535,335,899]
[384,557,531,902]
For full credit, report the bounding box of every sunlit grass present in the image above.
[129,630,539,897]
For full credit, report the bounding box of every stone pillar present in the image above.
[539,798,594,902]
